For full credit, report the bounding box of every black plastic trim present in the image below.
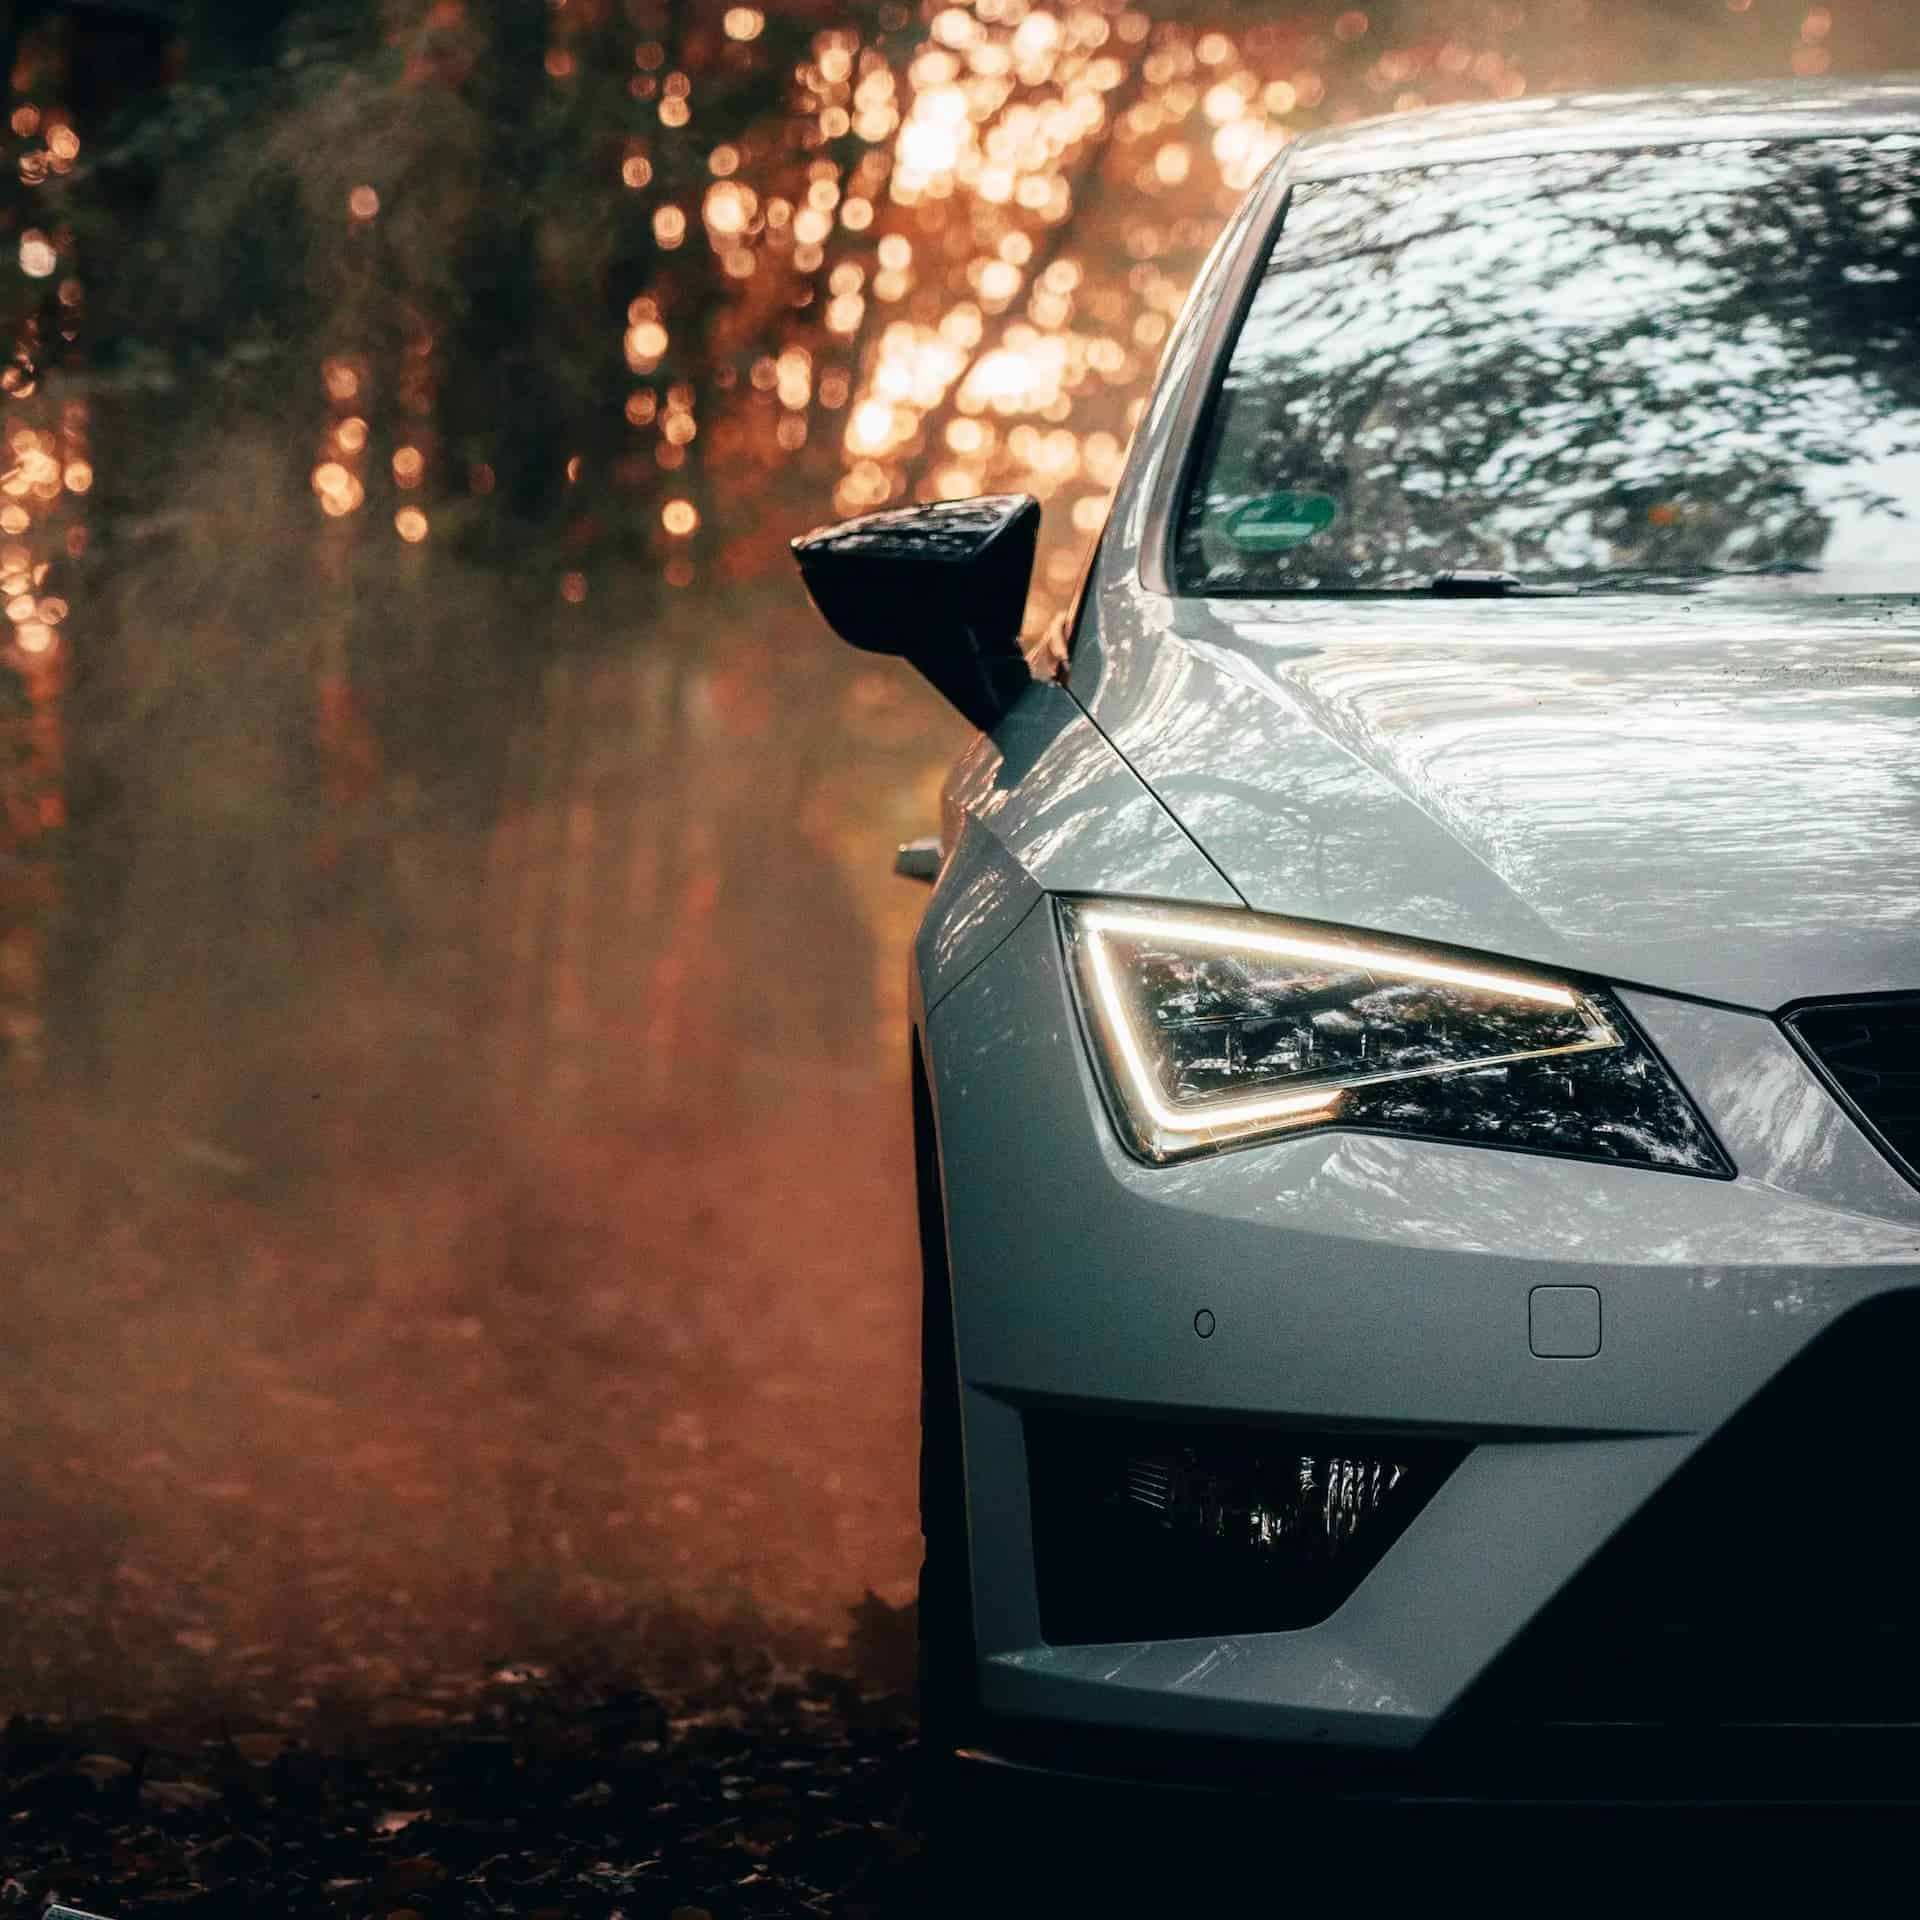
[1778,989,1920,1193]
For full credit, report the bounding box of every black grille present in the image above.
[1786,995,1920,1190]
[1454,1291,1920,1734]
[1025,1409,1462,1644]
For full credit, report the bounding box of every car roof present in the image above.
[1288,74,1920,180]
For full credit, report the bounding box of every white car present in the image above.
[797,77,1920,1801]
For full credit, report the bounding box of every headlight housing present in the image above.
[1060,899,1730,1175]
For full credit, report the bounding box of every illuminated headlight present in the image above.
[1060,900,1730,1174]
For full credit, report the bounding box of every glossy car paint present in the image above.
[909,80,1920,1753]
[1075,592,1920,1010]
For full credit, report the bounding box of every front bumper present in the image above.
[922,902,1920,1755]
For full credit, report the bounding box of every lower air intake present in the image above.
[1455,1289,1920,1733]
[1025,1409,1463,1644]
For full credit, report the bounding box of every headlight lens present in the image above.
[1061,900,1729,1174]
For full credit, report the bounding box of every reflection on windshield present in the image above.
[1177,136,1920,594]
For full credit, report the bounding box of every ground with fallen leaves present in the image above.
[1,1639,935,1920]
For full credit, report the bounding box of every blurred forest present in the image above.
[3,0,1918,1719]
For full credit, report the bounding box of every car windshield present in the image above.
[1175,135,1920,595]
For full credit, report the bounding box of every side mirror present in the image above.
[791,493,1040,731]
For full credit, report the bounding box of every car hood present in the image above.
[1079,588,1920,1010]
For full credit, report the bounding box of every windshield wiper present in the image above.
[1428,562,1836,597]
[1200,563,1851,600]
[1429,569,1580,599]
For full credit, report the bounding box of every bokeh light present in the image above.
[311,462,365,518]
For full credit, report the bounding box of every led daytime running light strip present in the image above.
[1076,905,1619,1149]
[1080,907,1580,1009]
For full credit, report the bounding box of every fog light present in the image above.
[1026,1411,1463,1643]
[1124,1445,1411,1555]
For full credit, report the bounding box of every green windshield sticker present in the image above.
[1227,492,1340,551]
